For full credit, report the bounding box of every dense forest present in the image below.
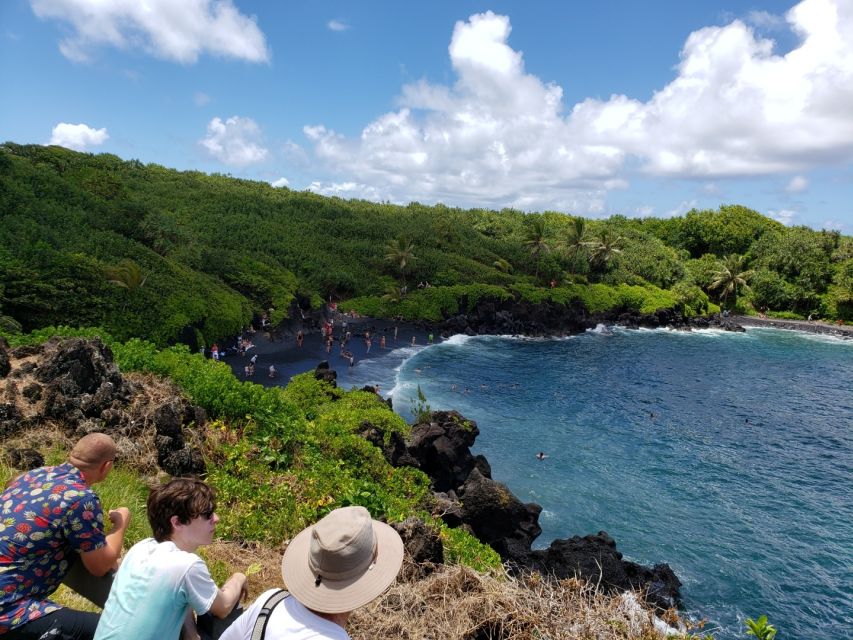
[1,142,851,345]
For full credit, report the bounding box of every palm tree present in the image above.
[105,259,146,290]
[524,218,550,279]
[588,229,624,269]
[384,236,416,288]
[709,254,753,309]
[562,218,590,276]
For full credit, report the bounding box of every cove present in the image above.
[386,327,853,640]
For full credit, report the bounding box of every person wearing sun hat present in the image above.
[218,506,404,640]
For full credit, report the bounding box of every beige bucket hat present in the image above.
[281,506,404,614]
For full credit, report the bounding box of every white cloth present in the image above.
[219,589,350,640]
[94,538,218,640]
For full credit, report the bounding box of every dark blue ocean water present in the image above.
[350,327,853,639]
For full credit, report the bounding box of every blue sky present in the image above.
[2,0,852,231]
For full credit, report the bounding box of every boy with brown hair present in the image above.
[94,478,247,640]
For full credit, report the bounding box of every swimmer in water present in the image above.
[536,452,548,460]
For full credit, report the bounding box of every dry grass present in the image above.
[350,563,681,640]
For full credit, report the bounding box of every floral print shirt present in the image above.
[0,462,107,633]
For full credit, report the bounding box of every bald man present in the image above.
[0,433,131,639]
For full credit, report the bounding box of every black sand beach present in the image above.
[218,312,851,388]
[219,316,434,387]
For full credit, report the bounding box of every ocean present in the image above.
[343,326,853,639]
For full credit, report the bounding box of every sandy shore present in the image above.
[219,316,434,387]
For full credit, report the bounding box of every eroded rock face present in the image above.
[5,447,44,470]
[529,532,682,611]
[314,361,337,386]
[391,517,444,575]
[405,411,485,493]
[396,407,683,610]
[0,337,208,477]
[36,338,123,396]
[459,468,542,561]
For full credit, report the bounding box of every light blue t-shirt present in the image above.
[94,538,218,640]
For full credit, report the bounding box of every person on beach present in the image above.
[380,335,386,349]
[268,364,277,379]
[94,478,248,640]
[296,331,304,348]
[411,336,416,346]
[217,506,403,640]
[0,433,131,639]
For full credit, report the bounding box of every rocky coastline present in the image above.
[351,391,683,612]
[0,335,683,615]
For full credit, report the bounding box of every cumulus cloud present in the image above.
[270,177,289,188]
[785,175,808,192]
[327,20,350,32]
[747,10,788,30]
[30,0,269,63]
[769,208,798,225]
[300,1,853,212]
[569,0,853,177]
[200,116,269,166]
[307,180,392,202]
[49,122,108,150]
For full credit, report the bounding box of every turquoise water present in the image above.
[350,327,853,639]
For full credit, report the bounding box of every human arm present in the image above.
[80,507,131,576]
[180,609,201,640]
[208,572,248,618]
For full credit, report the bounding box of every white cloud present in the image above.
[327,20,350,32]
[194,92,211,107]
[303,11,625,211]
[270,177,289,188]
[200,116,269,166]
[49,122,108,150]
[747,10,787,31]
[821,218,845,231]
[785,175,808,192]
[300,1,853,213]
[666,200,699,218]
[307,181,391,202]
[769,208,798,224]
[575,0,853,177]
[30,0,269,63]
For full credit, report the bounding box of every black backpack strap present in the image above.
[250,589,290,640]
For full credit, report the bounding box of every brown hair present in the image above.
[147,478,216,542]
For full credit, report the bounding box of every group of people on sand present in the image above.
[0,433,404,640]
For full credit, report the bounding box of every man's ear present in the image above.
[170,514,183,531]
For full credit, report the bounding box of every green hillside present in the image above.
[1,142,850,345]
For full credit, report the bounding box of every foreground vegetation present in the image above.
[2,144,851,347]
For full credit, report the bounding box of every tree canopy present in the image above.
[1,143,850,345]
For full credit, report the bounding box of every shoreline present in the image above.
[220,312,851,387]
[220,316,435,386]
[730,314,853,338]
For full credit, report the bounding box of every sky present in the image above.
[1,0,852,232]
